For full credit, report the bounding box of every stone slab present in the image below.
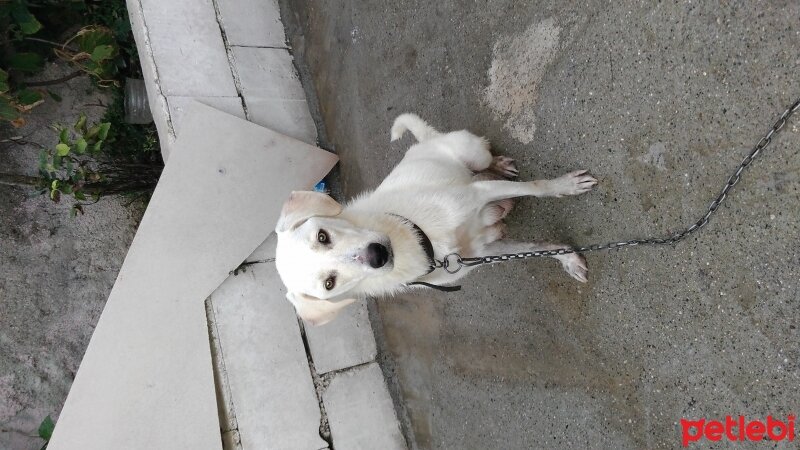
[305,298,377,374]
[211,259,326,450]
[247,231,278,262]
[232,47,306,100]
[139,0,237,97]
[323,363,406,450]
[48,103,337,450]
[168,96,245,141]
[247,98,318,144]
[217,0,287,48]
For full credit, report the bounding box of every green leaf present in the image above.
[56,143,70,156]
[50,189,61,202]
[52,154,62,169]
[75,138,87,154]
[76,27,115,53]
[90,45,115,62]
[0,97,18,121]
[11,3,43,35]
[38,415,55,440]
[59,128,69,144]
[85,124,99,139]
[15,89,43,107]
[92,140,103,153]
[50,180,58,191]
[74,191,86,201]
[9,53,44,73]
[97,122,111,140]
[74,114,87,133]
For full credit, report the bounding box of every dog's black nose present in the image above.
[367,243,389,268]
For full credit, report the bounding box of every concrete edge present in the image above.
[125,0,176,158]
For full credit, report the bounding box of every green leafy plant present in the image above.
[37,415,54,450]
[34,115,160,216]
[0,115,162,216]
[0,2,121,126]
[0,0,162,216]
[54,26,120,87]
[0,0,46,125]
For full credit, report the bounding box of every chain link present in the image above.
[433,97,800,275]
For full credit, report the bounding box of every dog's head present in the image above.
[275,191,393,325]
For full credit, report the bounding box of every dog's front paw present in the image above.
[552,170,598,197]
[558,253,588,283]
[489,156,519,179]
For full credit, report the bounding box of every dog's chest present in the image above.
[422,210,486,259]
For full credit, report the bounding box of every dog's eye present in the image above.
[324,276,336,290]
[317,230,330,244]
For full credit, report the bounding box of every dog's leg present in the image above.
[474,157,517,224]
[486,155,519,179]
[480,198,514,225]
[472,170,597,203]
[480,223,508,245]
[480,240,589,283]
[437,130,494,171]
[474,155,519,180]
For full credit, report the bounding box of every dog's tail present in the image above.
[390,113,440,142]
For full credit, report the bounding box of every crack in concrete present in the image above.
[131,0,176,140]
[210,0,250,120]
[297,318,335,449]
[230,45,290,50]
[205,298,242,450]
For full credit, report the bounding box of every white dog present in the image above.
[275,114,597,325]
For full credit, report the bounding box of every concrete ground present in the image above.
[282,1,800,448]
[0,63,141,449]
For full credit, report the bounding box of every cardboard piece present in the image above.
[49,102,338,450]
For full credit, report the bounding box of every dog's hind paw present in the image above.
[558,253,588,283]
[489,156,519,179]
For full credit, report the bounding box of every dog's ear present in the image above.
[275,191,342,233]
[286,292,355,326]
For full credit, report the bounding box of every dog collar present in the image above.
[388,214,461,292]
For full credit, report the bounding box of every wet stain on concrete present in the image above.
[485,18,561,144]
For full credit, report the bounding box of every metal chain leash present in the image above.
[433,97,800,275]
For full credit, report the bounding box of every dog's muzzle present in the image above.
[367,243,390,268]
